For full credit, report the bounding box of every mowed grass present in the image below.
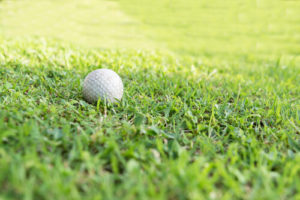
[2,0,300,58]
[1,0,300,199]
[0,0,156,50]
[116,0,300,57]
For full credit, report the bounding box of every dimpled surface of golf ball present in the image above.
[83,69,123,103]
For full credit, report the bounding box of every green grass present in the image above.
[116,0,300,57]
[0,0,156,50]
[1,0,300,199]
[2,0,300,58]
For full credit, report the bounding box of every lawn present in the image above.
[0,0,300,199]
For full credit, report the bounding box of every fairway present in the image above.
[0,0,300,199]
[0,0,156,49]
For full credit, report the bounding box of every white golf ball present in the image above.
[82,69,123,103]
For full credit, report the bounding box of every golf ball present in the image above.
[82,69,123,103]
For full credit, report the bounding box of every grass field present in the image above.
[0,0,300,199]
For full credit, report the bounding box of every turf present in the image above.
[116,0,300,57]
[1,0,300,199]
[0,0,156,50]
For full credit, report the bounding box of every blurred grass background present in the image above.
[1,0,300,58]
[0,0,156,49]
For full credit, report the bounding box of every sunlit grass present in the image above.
[116,0,300,57]
[2,0,300,58]
[0,0,156,49]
